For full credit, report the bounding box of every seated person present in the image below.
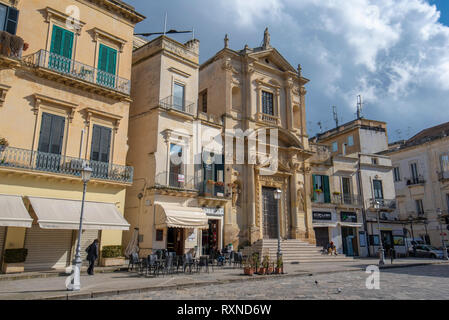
[329,241,337,255]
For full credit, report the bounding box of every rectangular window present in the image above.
[156,229,163,241]
[200,90,207,113]
[262,91,274,115]
[373,179,383,200]
[49,25,74,73]
[38,112,65,155]
[347,135,354,146]
[393,167,401,182]
[332,142,338,152]
[410,162,419,182]
[372,158,378,165]
[415,199,424,216]
[90,125,112,163]
[169,143,184,187]
[342,177,351,204]
[0,4,19,35]
[97,44,117,88]
[441,154,449,172]
[173,83,185,111]
[312,174,331,203]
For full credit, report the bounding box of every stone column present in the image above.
[303,162,316,243]
[247,164,258,243]
[289,171,300,239]
[285,80,294,131]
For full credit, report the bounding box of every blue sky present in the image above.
[127,0,449,141]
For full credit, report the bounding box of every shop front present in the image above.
[312,211,337,248]
[200,207,224,255]
[339,211,364,257]
[154,203,209,255]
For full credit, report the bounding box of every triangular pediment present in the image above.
[248,48,297,73]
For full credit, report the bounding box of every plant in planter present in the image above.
[243,257,254,276]
[214,181,224,187]
[207,180,215,185]
[2,248,27,274]
[0,137,8,151]
[260,255,270,275]
[251,252,260,274]
[332,191,341,195]
[101,245,125,267]
[275,256,284,274]
[314,188,323,194]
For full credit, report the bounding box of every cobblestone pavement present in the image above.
[100,264,449,300]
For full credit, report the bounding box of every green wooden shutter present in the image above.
[50,25,64,55]
[312,174,317,201]
[323,175,331,203]
[90,125,101,161]
[50,116,65,155]
[62,31,74,59]
[100,127,111,163]
[98,44,108,72]
[38,113,52,153]
[107,48,117,76]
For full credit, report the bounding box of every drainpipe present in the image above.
[356,153,370,257]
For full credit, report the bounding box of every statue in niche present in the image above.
[263,27,270,49]
[296,182,305,212]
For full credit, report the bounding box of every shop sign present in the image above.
[313,211,332,220]
[340,212,357,223]
[203,207,224,217]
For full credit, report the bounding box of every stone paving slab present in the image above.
[0,258,446,300]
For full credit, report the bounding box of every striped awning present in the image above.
[0,194,33,227]
[28,196,129,230]
[155,203,209,229]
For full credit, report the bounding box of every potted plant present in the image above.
[243,257,254,276]
[275,256,284,274]
[215,181,224,187]
[251,252,260,274]
[267,261,274,275]
[0,137,8,152]
[207,180,215,185]
[260,255,270,275]
[2,248,27,274]
[332,191,341,195]
[314,188,323,194]
[100,245,126,267]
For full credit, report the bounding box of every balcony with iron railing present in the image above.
[406,176,425,186]
[153,171,197,191]
[332,194,363,207]
[159,95,196,116]
[0,146,133,184]
[198,180,226,198]
[22,49,131,96]
[369,198,397,211]
[257,112,280,125]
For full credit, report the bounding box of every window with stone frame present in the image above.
[261,91,274,115]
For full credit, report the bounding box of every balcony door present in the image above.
[90,125,111,163]
[169,143,184,188]
[49,25,74,73]
[97,44,117,88]
[410,163,419,183]
[373,179,384,200]
[37,112,65,170]
[173,83,185,111]
[342,177,351,204]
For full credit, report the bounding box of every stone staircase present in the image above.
[241,239,355,263]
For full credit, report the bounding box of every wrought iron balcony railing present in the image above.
[159,95,195,116]
[369,198,397,210]
[23,50,131,95]
[406,177,425,186]
[332,194,363,206]
[0,146,133,183]
[198,181,226,198]
[154,171,197,191]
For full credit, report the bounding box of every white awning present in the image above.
[0,194,33,227]
[28,197,130,230]
[155,203,209,229]
[313,222,338,228]
[338,222,364,228]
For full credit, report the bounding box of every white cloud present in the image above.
[216,0,449,136]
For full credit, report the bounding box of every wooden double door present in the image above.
[262,187,279,239]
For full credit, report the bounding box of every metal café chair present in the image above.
[128,252,142,272]
[183,253,195,273]
[233,252,243,268]
[145,254,159,277]
[162,254,175,276]
[197,255,209,273]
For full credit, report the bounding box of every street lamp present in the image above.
[69,162,93,291]
[273,188,282,262]
[437,208,449,260]
[375,200,385,266]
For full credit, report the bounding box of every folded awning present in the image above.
[155,203,209,229]
[0,194,33,227]
[313,222,338,228]
[338,222,363,228]
[28,197,129,230]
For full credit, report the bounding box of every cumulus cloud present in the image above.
[130,0,449,139]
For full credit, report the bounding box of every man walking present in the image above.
[86,239,99,275]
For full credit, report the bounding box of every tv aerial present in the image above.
[134,12,194,39]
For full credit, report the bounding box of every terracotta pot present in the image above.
[244,267,254,276]
[267,267,274,274]
[258,267,266,275]
[275,267,281,274]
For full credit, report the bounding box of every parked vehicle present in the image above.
[405,237,424,255]
[409,245,444,259]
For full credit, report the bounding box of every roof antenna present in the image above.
[164,12,167,35]
[356,95,363,119]
[333,106,339,128]
[317,121,323,133]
